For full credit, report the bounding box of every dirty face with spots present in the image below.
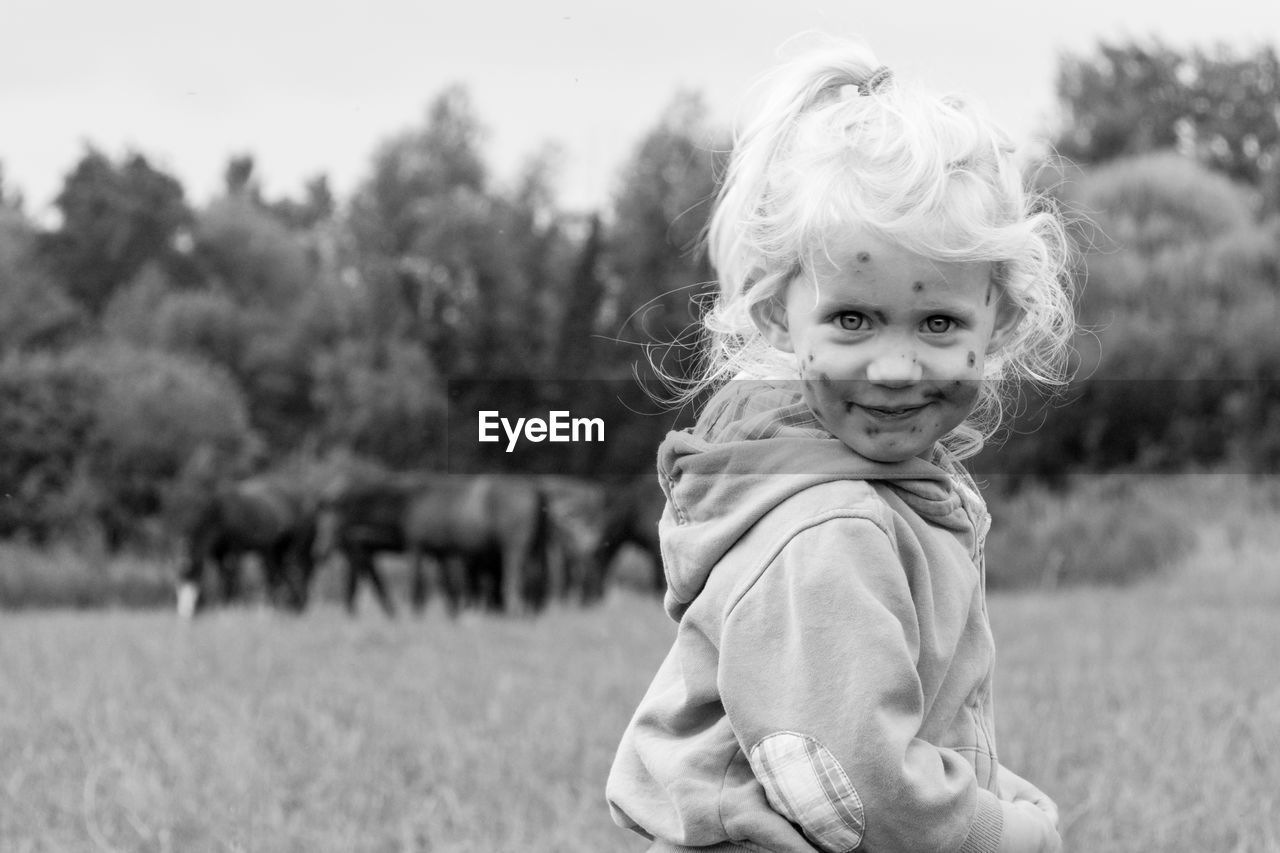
[753,230,1021,463]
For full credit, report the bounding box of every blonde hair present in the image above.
[695,35,1076,458]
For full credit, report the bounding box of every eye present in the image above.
[835,312,867,331]
[923,316,956,334]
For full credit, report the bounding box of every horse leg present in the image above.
[500,544,526,617]
[363,553,396,618]
[410,548,429,614]
[440,554,465,617]
[342,544,362,615]
[177,542,204,619]
[547,536,569,603]
[502,487,550,616]
[281,542,313,613]
[176,581,200,619]
[479,553,503,612]
[583,550,610,605]
[262,545,288,609]
[217,549,241,605]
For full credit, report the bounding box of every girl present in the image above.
[606,35,1074,853]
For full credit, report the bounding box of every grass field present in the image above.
[2,474,1278,852]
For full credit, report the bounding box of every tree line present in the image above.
[2,39,1278,548]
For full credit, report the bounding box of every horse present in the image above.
[536,475,612,604]
[176,474,319,617]
[597,476,666,595]
[316,472,551,617]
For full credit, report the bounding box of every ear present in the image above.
[749,296,795,354]
[985,292,1024,355]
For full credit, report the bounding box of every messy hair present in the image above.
[695,34,1076,458]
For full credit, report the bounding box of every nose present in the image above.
[866,347,922,387]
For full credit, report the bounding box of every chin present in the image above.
[821,411,951,463]
[847,440,930,463]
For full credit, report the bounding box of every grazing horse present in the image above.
[598,476,666,595]
[537,476,611,604]
[317,472,551,617]
[176,475,318,617]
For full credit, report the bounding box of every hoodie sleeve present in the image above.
[718,515,1005,853]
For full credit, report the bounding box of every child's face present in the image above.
[754,231,1020,463]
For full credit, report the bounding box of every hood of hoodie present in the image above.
[656,383,977,618]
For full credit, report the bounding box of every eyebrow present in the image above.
[914,298,978,318]
[815,296,979,321]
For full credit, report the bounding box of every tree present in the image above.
[0,351,98,540]
[223,154,336,231]
[550,213,606,374]
[0,164,22,210]
[192,193,313,310]
[0,343,257,545]
[350,85,487,259]
[1053,40,1280,208]
[504,146,577,376]
[347,85,568,380]
[0,207,82,352]
[40,147,192,314]
[223,153,261,201]
[270,174,336,231]
[310,339,446,468]
[980,153,1280,479]
[605,91,725,383]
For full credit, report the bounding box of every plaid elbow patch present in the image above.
[749,732,866,853]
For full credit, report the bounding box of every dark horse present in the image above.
[177,475,318,617]
[598,476,666,595]
[317,472,551,617]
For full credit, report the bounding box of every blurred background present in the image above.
[2,2,1279,851]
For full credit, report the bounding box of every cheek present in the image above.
[799,370,847,424]
[801,368,839,402]
[800,348,846,377]
[925,368,982,410]
[931,345,985,380]
[942,380,981,409]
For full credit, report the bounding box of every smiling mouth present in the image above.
[848,402,929,419]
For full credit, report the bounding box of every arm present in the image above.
[719,517,1003,853]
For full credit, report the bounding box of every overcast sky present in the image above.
[3,0,1277,218]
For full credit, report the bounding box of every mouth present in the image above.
[847,402,929,420]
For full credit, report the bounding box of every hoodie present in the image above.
[606,382,1006,853]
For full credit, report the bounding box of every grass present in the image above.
[984,473,1200,589]
[0,541,175,610]
[991,473,1280,852]
[0,596,669,852]
[0,473,1277,851]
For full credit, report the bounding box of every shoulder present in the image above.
[714,480,901,602]
[763,478,897,540]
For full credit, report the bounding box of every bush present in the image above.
[979,155,1280,481]
[106,279,250,369]
[0,351,99,540]
[105,273,335,453]
[75,343,259,543]
[1077,152,1255,257]
[0,344,259,545]
[984,476,1197,589]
